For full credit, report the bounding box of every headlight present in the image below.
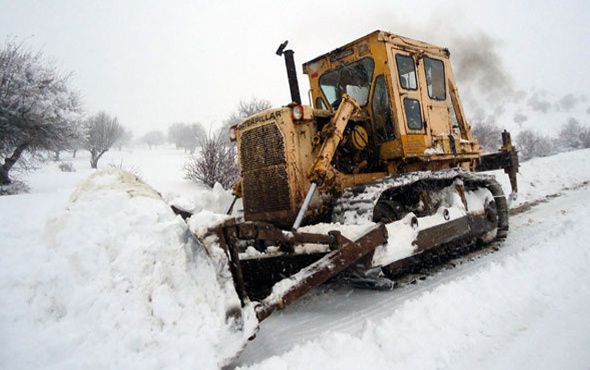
[229,126,237,142]
[292,105,303,120]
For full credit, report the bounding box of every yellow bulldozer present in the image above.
[184,30,519,325]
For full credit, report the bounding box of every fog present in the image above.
[1,0,588,136]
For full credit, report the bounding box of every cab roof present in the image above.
[302,30,450,74]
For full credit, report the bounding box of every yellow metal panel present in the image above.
[401,135,426,155]
[379,139,404,160]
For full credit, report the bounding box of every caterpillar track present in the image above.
[332,169,509,282]
[333,169,508,235]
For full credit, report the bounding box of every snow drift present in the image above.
[10,169,254,369]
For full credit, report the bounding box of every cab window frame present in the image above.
[371,74,395,142]
[315,97,328,110]
[395,54,418,91]
[403,98,423,130]
[423,56,447,101]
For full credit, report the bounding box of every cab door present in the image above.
[391,50,429,155]
[418,56,453,138]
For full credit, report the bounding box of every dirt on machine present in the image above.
[179,30,519,353]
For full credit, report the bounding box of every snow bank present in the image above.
[167,182,239,216]
[2,169,255,369]
[494,147,590,207]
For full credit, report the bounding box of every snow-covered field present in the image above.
[1,147,590,369]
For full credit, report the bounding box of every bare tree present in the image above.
[0,39,83,187]
[556,118,590,151]
[114,128,133,151]
[168,122,186,149]
[471,121,502,153]
[68,135,86,158]
[581,127,590,149]
[516,129,555,162]
[84,112,123,169]
[168,122,206,153]
[184,132,238,189]
[236,97,273,118]
[183,97,271,189]
[183,123,206,154]
[141,130,165,149]
[220,97,272,140]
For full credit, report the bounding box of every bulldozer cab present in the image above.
[303,30,479,162]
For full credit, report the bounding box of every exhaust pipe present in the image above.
[276,40,302,105]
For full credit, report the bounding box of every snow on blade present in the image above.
[17,169,256,369]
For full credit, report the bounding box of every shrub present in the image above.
[184,133,238,189]
[58,162,75,173]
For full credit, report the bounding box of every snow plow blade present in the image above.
[196,220,388,322]
[190,199,503,324]
[254,224,389,321]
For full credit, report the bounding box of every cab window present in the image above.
[371,74,394,141]
[319,57,374,108]
[395,54,417,90]
[404,98,423,130]
[424,57,446,100]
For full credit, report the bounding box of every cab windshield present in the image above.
[319,57,374,108]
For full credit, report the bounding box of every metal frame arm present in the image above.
[306,94,361,185]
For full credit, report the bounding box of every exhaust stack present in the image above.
[276,40,301,105]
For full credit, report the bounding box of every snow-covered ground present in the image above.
[1,147,590,369]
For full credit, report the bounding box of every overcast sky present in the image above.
[1,0,589,136]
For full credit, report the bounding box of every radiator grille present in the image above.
[243,166,291,214]
[240,123,286,172]
[240,123,291,214]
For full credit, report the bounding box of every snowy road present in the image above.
[236,184,590,369]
